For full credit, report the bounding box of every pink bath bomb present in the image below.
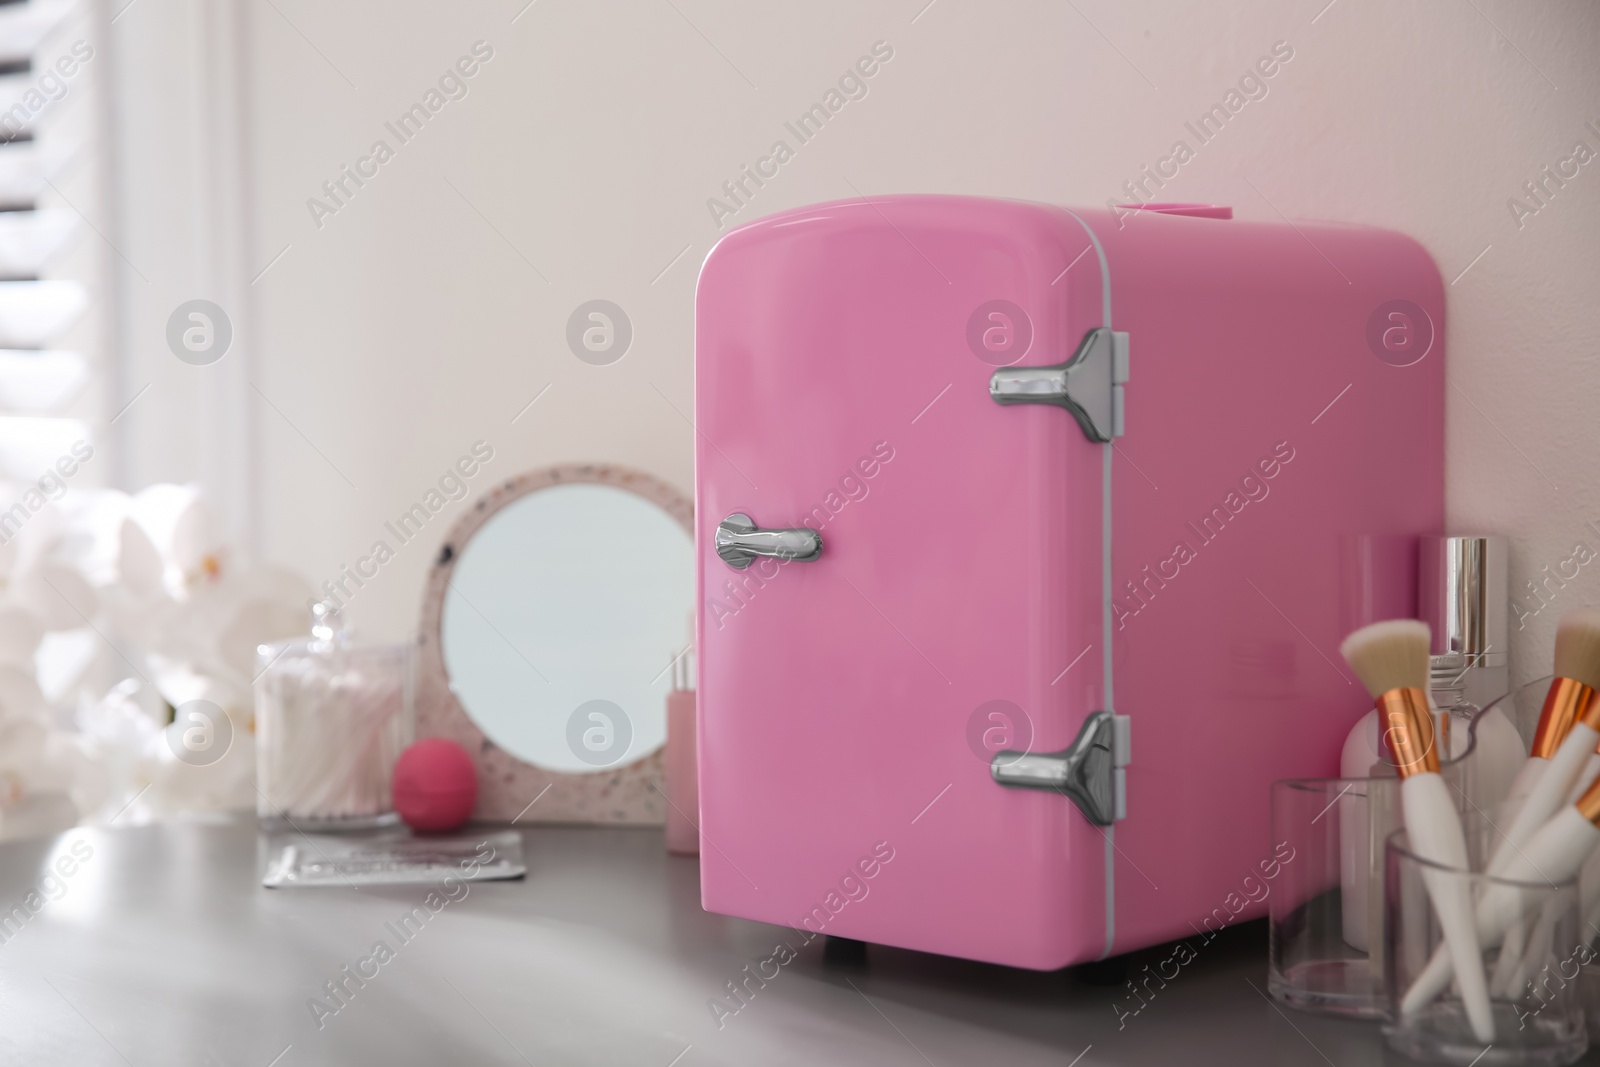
[393,738,478,833]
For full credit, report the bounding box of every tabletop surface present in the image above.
[0,819,1576,1066]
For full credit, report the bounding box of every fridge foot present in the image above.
[1071,954,1129,986]
[823,935,868,967]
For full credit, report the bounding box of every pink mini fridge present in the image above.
[693,195,1443,969]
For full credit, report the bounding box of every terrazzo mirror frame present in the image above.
[415,463,693,824]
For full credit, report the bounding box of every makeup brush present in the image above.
[1490,676,1600,992]
[1409,772,1600,1012]
[1483,611,1600,874]
[1561,743,1600,810]
[1341,620,1494,1043]
[1402,609,1600,1017]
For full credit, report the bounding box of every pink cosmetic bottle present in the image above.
[664,649,699,856]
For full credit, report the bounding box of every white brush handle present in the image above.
[1565,752,1600,807]
[1491,781,1600,992]
[1401,773,1495,1043]
[1489,725,1599,876]
[1403,805,1600,1018]
[1497,894,1560,998]
[1505,754,1549,810]
[1485,757,1549,868]
[1483,770,1548,997]
[1489,913,1528,995]
[1481,807,1599,939]
[1405,938,1455,1017]
[1484,768,1542,992]
[1413,761,1550,1009]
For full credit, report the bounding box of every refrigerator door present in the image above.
[695,195,1111,968]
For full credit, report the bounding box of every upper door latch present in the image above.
[988,327,1129,442]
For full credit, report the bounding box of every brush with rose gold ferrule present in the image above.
[1487,731,1600,997]
[1341,619,1493,1044]
[1499,675,1599,808]
[1483,611,1600,879]
[1375,686,1438,778]
[1402,773,1600,1023]
[1401,610,1600,1019]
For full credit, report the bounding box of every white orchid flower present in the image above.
[0,484,313,834]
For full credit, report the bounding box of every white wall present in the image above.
[116,0,1600,681]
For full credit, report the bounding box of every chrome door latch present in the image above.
[715,513,824,570]
[990,711,1131,825]
[989,327,1129,442]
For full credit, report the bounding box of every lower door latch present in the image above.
[990,711,1130,826]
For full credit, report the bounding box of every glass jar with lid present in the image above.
[255,604,413,830]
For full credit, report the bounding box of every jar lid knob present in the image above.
[311,601,348,644]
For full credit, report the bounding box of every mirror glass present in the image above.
[441,482,693,773]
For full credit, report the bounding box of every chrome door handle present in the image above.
[715,513,823,570]
[991,710,1119,826]
[989,327,1129,442]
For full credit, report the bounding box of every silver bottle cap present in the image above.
[1419,536,1508,669]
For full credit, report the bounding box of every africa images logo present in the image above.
[166,300,232,366]
[1365,300,1434,368]
[966,300,1032,366]
[165,700,233,766]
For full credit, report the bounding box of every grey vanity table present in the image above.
[0,819,1563,1066]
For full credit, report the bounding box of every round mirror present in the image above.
[438,475,693,774]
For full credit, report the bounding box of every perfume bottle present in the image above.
[1421,536,1523,815]
[1432,653,1523,816]
[664,648,699,855]
[1420,536,1509,712]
